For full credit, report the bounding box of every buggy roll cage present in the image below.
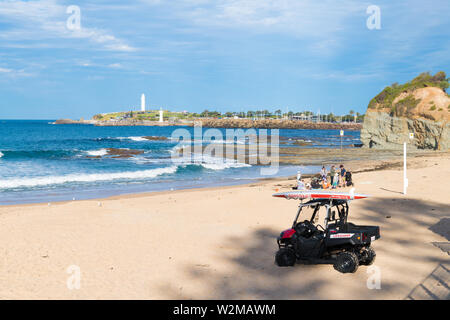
[292,199,349,230]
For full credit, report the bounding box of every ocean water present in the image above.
[0,120,360,204]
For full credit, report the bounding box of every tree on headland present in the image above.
[327,113,335,122]
[275,109,282,118]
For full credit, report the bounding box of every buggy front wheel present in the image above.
[275,248,296,267]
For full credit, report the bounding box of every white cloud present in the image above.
[145,0,367,37]
[0,67,13,73]
[311,71,380,81]
[108,63,123,68]
[141,0,369,57]
[0,66,34,78]
[0,0,136,52]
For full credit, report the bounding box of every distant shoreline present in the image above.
[53,118,362,130]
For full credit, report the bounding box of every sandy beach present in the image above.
[0,153,449,300]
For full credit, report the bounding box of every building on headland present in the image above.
[141,94,146,112]
[159,107,164,123]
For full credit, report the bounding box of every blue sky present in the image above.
[0,0,449,119]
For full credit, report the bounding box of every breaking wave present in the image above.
[132,154,251,170]
[85,149,108,157]
[117,136,149,142]
[0,166,178,189]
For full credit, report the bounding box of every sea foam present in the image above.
[117,136,148,142]
[128,136,148,142]
[0,166,178,189]
[86,149,108,157]
[128,153,251,170]
[173,154,251,170]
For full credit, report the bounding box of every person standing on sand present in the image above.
[339,164,346,188]
[330,165,336,186]
[320,166,327,182]
[297,170,302,184]
[332,171,339,189]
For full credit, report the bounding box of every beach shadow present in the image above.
[158,226,401,299]
[159,227,330,299]
[429,218,450,241]
[159,197,450,299]
[356,198,450,256]
[406,263,450,300]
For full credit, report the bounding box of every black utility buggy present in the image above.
[275,199,380,273]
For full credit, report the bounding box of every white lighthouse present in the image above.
[141,94,146,112]
[159,107,164,123]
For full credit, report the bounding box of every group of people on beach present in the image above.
[295,164,352,190]
[320,164,351,189]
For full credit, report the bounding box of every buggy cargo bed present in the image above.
[346,223,380,240]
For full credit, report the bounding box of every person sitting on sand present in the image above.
[322,177,331,189]
[297,179,306,190]
[304,180,311,190]
[293,170,305,190]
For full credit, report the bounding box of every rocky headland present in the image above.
[361,71,450,150]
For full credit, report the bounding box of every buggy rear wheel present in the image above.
[333,251,359,273]
[360,247,376,266]
[275,248,296,267]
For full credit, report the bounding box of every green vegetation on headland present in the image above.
[368,71,449,116]
[93,110,187,122]
[93,109,363,123]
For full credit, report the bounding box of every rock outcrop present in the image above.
[361,111,449,150]
[361,72,450,150]
[53,119,97,125]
